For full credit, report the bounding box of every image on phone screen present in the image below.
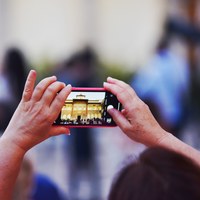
[54,88,121,127]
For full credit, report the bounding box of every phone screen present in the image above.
[54,88,122,127]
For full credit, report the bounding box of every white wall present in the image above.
[0,0,10,65]
[2,0,87,63]
[95,0,167,69]
[0,0,167,71]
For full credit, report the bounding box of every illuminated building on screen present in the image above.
[61,94,104,123]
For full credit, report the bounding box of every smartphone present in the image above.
[54,87,122,127]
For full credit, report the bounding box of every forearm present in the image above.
[0,136,25,200]
[156,132,200,166]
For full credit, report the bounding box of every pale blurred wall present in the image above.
[0,0,88,65]
[0,0,8,64]
[0,0,167,71]
[96,0,167,70]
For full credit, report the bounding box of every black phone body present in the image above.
[54,87,122,127]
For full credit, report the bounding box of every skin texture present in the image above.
[103,77,200,166]
[1,74,200,199]
[0,70,72,200]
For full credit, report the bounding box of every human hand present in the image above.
[104,77,168,146]
[2,70,71,153]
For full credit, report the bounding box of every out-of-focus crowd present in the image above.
[1,1,200,200]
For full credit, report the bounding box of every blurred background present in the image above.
[1,0,200,199]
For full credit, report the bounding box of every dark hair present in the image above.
[65,46,96,68]
[108,147,200,200]
[3,48,28,102]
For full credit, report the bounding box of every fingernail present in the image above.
[66,84,72,88]
[107,77,113,80]
[29,70,36,76]
[61,82,66,86]
[52,76,57,80]
[65,128,71,135]
[107,105,114,110]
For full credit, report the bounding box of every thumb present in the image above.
[108,108,130,131]
[49,126,70,137]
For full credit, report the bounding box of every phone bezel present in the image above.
[54,87,121,128]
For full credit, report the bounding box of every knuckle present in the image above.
[22,88,32,100]
[41,77,50,84]
[47,86,55,94]
[117,90,126,101]
[42,111,52,124]
[122,124,129,133]
[35,85,43,93]
[24,87,32,94]
[124,82,130,88]
[36,105,49,118]
[55,93,63,102]
[140,101,149,110]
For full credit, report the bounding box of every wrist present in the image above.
[144,125,171,148]
[0,134,27,158]
[154,130,175,149]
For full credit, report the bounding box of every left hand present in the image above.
[2,70,72,153]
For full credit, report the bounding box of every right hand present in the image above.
[104,77,169,146]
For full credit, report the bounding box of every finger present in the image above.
[104,81,120,96]
[121,109,127,115]
[50,84,72,119]
[41,81,66,106]
[49,126,70,136]
[107,77,128,88]
[32,76,57,102]
[107,76,137,97]
[108,108,131,132]
[22,70,37,102]
[104,82,136,111]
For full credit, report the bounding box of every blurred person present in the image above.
[13,157,33,200]
[32,173,66,200]
[130,19,190,138]
[3,72,200,200]
[0,47,28,132]
[108,146,200,200]
[13,156,66,200]
[55,46,102,86]
[3,48,27,103]
[54,47,103,200]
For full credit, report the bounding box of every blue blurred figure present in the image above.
[130,21,190,138]
[32,174,66,200]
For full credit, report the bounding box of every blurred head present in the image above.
[0,101,15,133]
[109,147,200,200]
[64,46,98,85]
[13,156,34,200]
[3,47,28,101]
